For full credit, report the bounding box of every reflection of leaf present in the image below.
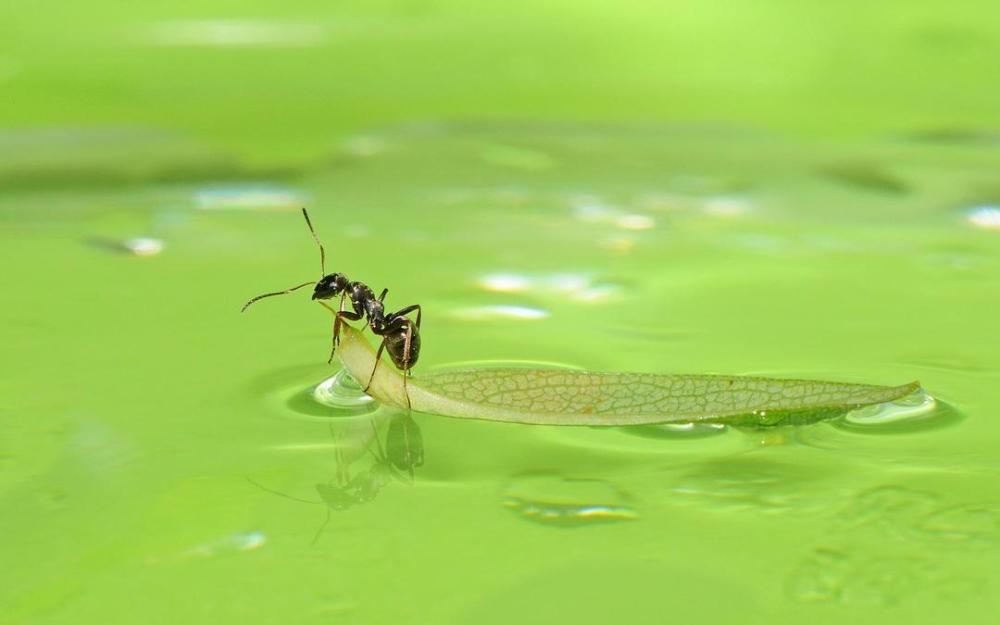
[337,326,919,426]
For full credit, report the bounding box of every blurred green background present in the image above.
[3,0,998,166]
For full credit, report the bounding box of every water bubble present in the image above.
[668,457,829,515]
[826,389,965,434]
[193,184,306,211]
[474,273,623,305]
[170,531,267,561]
[965,204,1000,231]
[622,422,728,440]
[449,305,549,321]
[312,369,375,412]
[843,389,937,425]
[478,273,533,293]
[123,237,165,256]
[547,273,590,293]
[88,236,164,256]
[503,474,637,527]
[614,213,655,230]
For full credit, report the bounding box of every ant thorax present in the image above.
[365,299,386,326]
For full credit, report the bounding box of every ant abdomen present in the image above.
[385,322,421,371]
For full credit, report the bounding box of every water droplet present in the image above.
[478,273,533,293]
[668,458,829,515]
[123,237,164,256]
[449,305,549,321]
[570,284,621,304]
[193,184,306,211]
[171,531,267,561]
[965,204,1000,231]
[503,474,637,527]
[312,369,375,411]
[843,389,937,425]
[614,213,655,230]
[87,236,165,256]
[623,422,728,440]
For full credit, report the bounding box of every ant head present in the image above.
[312,273,349,300]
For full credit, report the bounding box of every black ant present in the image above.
[241,209,422,408]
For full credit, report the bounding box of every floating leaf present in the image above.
[336,326,920,426]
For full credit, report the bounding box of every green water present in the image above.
[4,2,1000,624]
[4,123,999,624]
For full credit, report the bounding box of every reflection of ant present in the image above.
[248,413,424,545]
[241,209,422,408]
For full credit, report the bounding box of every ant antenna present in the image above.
[301,208,326,277]
[241,281,316,312]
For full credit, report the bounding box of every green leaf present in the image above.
[337,326,920,426]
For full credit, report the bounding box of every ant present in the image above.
[241,209,422,408]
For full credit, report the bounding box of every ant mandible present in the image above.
[241,209,422,409]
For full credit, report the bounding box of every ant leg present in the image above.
[403,369,412,412]
[316,301,363,362]
[394,304,422,330]
[330,311,364,363]
[310,507,331,547]
[366,418,387,462]
[401,323,414,411]
[363,338,387,393]
[316,301,338,359]
[330,294,346,360]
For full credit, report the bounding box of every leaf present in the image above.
[336,326,920,426]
